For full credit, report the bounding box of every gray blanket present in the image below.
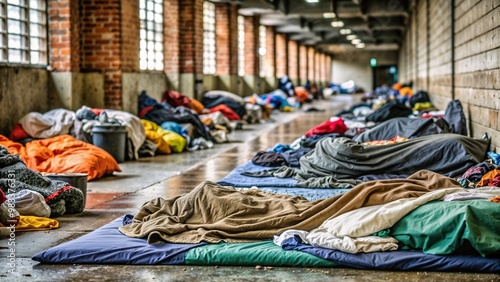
[353,117,451,142]
[0,146,84,217]
[268,134,488,188]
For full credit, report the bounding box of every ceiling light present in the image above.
[351,39,361,44]
[331,21,344,27]
[306,0,319,3]
[346,35,357,40]
[339,29,351,35]
[356,43,366,48]
[323,12,336,18]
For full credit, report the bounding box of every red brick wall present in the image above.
[48,0,79,72]
[81,0,122,108]
[215,3,239,76]
[228,4,238,75]
[121,0,139,72]
[326,55,332,83]
[275,33,287,78]
[179,0,204,74]
[164,0,179,74]
[264,26,275,77]
[299,45,307,82]
[243,16,259,76]
[314,51,320,82]
[320,53,325,83]
[287,40,298,80]
[81,0,121,71]
[307,47,315,81]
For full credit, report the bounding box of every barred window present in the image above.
[139,0,163,71]
[0,0,47,64]
[237,15,244,77]
[258,25,266,77]
[203,1,215,74]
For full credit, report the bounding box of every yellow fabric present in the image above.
[281,106,294,112]
[412,102,434,111]
[16,216,59,231]
[141,120,171,154]
[141,120,187,153]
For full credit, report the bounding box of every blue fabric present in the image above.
[160,121,187,136]
[281,236,500,272]
[488,151,500,165]
[217,161,297,187]
[32,216,204,265]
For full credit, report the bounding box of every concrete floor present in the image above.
[2,95,499,281]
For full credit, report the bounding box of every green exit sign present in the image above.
[370,58,377,67]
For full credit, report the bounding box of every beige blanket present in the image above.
[119,170,461,244]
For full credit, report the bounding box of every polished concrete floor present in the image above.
[2,95,499,281]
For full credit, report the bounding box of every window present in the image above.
[139,0,163,71]
[203,1,215,74]
[237,15,244,76]
[258,25,266,77]
[0,0,47,64]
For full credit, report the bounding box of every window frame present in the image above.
[237,15,244,77]
[203,1,216,75]
[139,0,164,71]
[0,0,48,67]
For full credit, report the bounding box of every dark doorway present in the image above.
[372,65,398,89]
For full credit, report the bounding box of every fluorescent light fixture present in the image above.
[323,12,336,18]
[331,21,344,27]
[306,0,319,3]
[339,29,351,35]
[346,35,357,40]
[351,39,362,44]
[356,43,366,48]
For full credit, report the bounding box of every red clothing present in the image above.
[0,189,6,205]
[209,104,241,121]
[305,117,348,137]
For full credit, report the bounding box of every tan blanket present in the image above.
[119,170,461,244]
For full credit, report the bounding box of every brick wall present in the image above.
[416,0,428,90]
[275,33,287,77]
[81,0,122,109]
[179,0,204,74]
[120,0,139,72]
[299,45,307,83]
[326,55,332,82]
[287,40,298,81]
[308,47,315,81]
[215,4,231,75]
[48,0,79,72]
[398,0,500,149]
[164,0,179,75]
[314,51,320,82]
[264,26,275,77]
[244,16,259,76]
[428,0,451,104]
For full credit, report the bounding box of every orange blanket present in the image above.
[0,135,121,180]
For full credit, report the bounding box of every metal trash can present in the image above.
[91,124,127,163]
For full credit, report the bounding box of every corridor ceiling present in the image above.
[234,0,411,54]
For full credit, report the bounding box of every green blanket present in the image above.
[389,200,500,257]
[185,241,337,267]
